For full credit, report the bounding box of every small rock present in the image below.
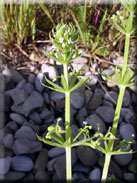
[86,114,106,133]
[11,103,24,115]
[113,56,123,67]
[0,157,11,174]
[23,172,34,181]
[29,111,42,125]
[35,73,45,93]
[106,74,117,88]
[121,108,134,122]
[23,83,34,96]
[70,106,77,125]
[40,108,54,123]
[73,162,91,173]
[104,91,118,104]
[23,91,44,116]
[2,171,25,181]
[10,113,26,125]
[76,107,88,127]
[88,95,102,110]
[13,139,42,155]
[43,92,50,104]
[85,72,98,87]
[48,147,65,158]
[94,88,105,97]
[72,172,86,180]
[85,90,93,106]
[124,173,135,181]
[6,121,18,132]
[35,171,50,181]
[113,153,133,166]
[6,88,27,105]
[11,156,34,172]
[47,157,59,171]
[3,68,24,83]
[128,159,137,173]
[88,168,101,181]
[77,146,98,167]
[34,148,48,171]
[73,56,88,64]
[3,133,14,150]
[24,120,40,133]
[98,156,123,179]
[103,100,113,107]
[16,79,26,89]
[70,91,85,109]
[41,63,58,80]
[123,90,131,107]
[96,106,115,123]
[28,74,35,84]
[15,126,36,140]
[54,148,78,179]
[102,69,114,80]
[50,91,65,102]
[120,123,136,140]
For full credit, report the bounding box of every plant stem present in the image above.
[66,146,72,182]
[101,14,133,180]
[101,154,111,182]
[63,63,72,181]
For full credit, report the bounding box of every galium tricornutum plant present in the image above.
[100,0,137,181]
[37,2,137,180]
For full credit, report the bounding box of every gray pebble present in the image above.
[86,114,106,133]
[15,126,36,140]
[48,147,65,158]
[50,91,65,102]
[23,91,44,117]
[13,139,42,155]
[88,168,101,181]
[71,91,85,109]
[77,146,98,166]
[35,73,45,93]
[3,68,24,83]
[3,133,14,150]
[96,106,115,123]
[124,173,135,181]
[0,157,11,174]
[10,113,26,125]
[113,153,133,166]
[28,74,35,84]
[120,123,136,140]
[11,156,34,172]
[29,111,42,125]
[41,63,58,80]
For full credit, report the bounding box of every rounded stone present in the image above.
[41,63,58,80]
[0,157,11,174]
[10,113,26,125]
[113,153,133,166]
[120,123,136,140]
[70,91,85,109]
[3,133,14,150]
[11,156,34,172]
[88,168,101,181]
[86,114,106,133]
[77,146,98,166]
[96,106,115,123]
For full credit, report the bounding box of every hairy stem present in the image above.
[63,63,72,181]
[101,10,134,181]
[101,154,111,182]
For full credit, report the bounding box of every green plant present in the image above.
[0,0,36,45]
[100,0,137,181]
